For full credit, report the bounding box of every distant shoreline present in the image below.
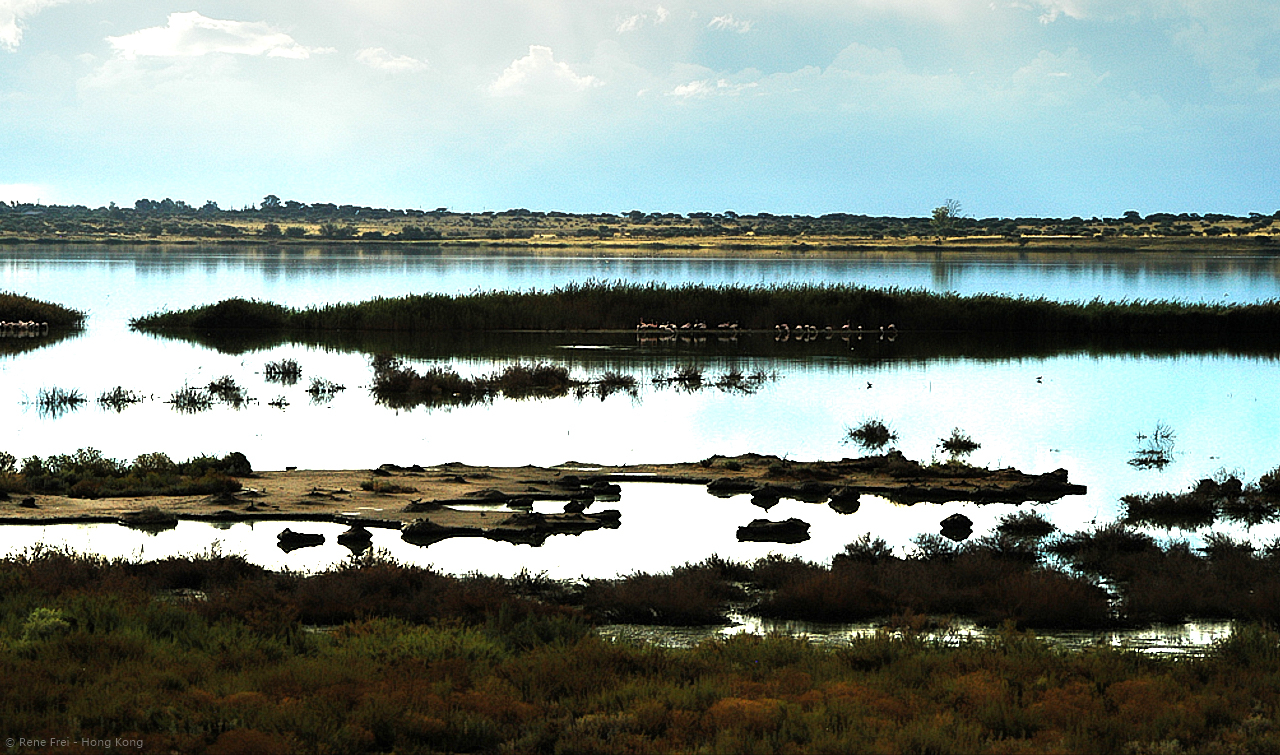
[2,233,1278,256]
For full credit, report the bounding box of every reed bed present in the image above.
[128,282,1280,338]
[96,385,144,412]
[263,357,302,385]
[844,417,897,450]
[0,291,85,327]
[1121,466,1280,529]
[4,548,1280,752]
[8,448,248,498]
[33,386,85,418]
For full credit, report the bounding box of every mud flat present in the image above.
[0,452,1085,544]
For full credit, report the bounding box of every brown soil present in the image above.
[0,453,1085,532]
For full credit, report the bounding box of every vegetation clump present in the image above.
[168,385,214,413]
[844,417,897,450]
[7,448,248,498]
[1130,422,1177,470]
[96,386,144,412]
[939,427,981,456]
[206,375,251,408]
[33,386,85,418]
[0,291,85,327]
[996,509,1057,539]
[263,358,302,385]
[130,281,1280,342]
[1122,467,1280,529]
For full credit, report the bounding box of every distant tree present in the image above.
[260,222,282,238]
[318,222,356,239]
[284,226,307,238]
[199,200,220,215]
[931,199,962,239]
[1123,210,1142,222]
[262,194,281,210]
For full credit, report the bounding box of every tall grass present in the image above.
[130,282,1280,338]
[4,548,1280,752]
[0,291,85,327]
[11,448,249,498]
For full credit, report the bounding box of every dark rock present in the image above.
[828,487,861,514]
[401,519,483,546]
[707,477,758,497]
[336,525,373,551]
[737,517,811,543]
[589,480,621,496]
[118,506,178,530]
[463,488,510,503]
[786,481,835,503]
[750,485,783,509]
[277,528,325,551]
[19,496,37,508]
[940,513,974,542]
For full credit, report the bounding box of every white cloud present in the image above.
[668,78,758,98]
[356,47,427,73]
[106,11,320,60]
[489,45,600,96]
[617,6,669,33]
[707,14,752,33]
[0,183,49,202]
[0,0,69,51]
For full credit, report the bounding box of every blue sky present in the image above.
[1,1,1277,217]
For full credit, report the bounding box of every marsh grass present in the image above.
[844,417,898,450]
[5,548,1280,752]
[13,449,247,498]
[939,427,981,456]
[370,355,635,409]
[207,375,251,408]
[168,385,213,413]
[1130,422,1177,470]
[1122,470,1280,529]
[34,386,85,418]
[306,376,345,403]
[264,358,302,385]
[0,291,85,327]
[96,386,144,412]
[128,282,1280,342]
[996,509,1058,539]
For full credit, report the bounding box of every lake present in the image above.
[3,243,1280,579]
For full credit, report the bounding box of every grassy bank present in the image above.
[129,283,1280,339]
[0,449,249,498]
[4,548,1280,753]
[0,292,85,327]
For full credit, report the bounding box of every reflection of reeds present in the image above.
[96,386,144,413]
[370,354,570,409]
[938,427,980,456]
[306,376,345,404]
[128,282,1280,340]
[206,375,251,409]
[168,385,213,413]
[1130,422,1176,470]
[844,417,897,450]
[35,387,85,418]
[264,358,302,385]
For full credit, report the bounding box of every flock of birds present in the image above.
[0,320,50,337]
[635,319,898,343]
[636,320,740,332]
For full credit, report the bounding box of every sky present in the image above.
[0,1,1278,217]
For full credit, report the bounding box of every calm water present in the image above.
[3,244,1280,581]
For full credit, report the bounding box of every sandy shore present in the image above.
[0,454,1086,534]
